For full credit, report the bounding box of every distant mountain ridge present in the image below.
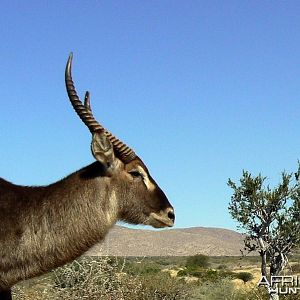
[86,225,245,256]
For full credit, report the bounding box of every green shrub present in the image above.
[186,254,210,269]
[190,278,237,300]
[235,272,254,284]
[217,264,228,270]
[200,269,219,281]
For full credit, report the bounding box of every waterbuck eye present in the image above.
[129,171,143,178]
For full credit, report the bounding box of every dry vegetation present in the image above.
[12,254,300,300]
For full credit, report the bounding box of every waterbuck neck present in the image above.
[0,162,117,288]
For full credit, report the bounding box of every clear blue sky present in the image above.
[1,1,300,230]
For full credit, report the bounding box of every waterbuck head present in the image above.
[65,54,175,228]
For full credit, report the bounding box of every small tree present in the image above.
[228,165,300,300]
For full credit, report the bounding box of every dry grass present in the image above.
[12,257,189,300]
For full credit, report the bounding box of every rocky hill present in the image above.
[86,225,245,256]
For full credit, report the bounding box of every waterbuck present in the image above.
[0,54,175,300]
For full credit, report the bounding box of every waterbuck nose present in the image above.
[168,210,175,222]
[149,207,175,228]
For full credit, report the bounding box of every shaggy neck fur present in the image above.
[0,162,118,289]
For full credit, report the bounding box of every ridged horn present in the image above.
[65,53,136,163]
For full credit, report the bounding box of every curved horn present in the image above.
[65,53,136,163]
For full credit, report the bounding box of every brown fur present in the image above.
[0,159,173,291]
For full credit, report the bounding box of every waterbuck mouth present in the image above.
[148,210,175,228]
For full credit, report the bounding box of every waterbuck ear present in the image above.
[91,132,115,169]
